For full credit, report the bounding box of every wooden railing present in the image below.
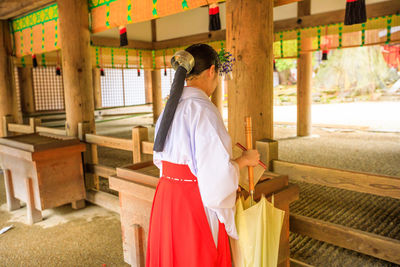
[2,115,67,137]
[3,116,400,264]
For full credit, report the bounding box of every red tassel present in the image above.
[119,25,128,47]
[164,69,167,76]
[273,60,277,71]
[32,54,38,68]
[100,68,105,76]
[322,50,328,61]
[137,69,141,77]
[56,66,61,75]
[209,4,221,31]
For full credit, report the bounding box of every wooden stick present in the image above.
[245,116,255,201]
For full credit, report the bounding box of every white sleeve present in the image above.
[194,106,239,238]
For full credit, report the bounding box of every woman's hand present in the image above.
[234,149,260,170]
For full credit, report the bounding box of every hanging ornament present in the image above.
[119,25,128,47]
[137,50,142,76]
[209,3,221,31]
[344,0,366,26]
[32,54,38,68]
[100,68,105,76]
[56,51,61,75]
[163,49,167,76]
[322,50,329,61]
[273,60,277,71]
[100,47,105,76]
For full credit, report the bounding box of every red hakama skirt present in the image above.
[146,161,232,267]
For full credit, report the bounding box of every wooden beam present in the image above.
[275,0,400,32]
[297,0,310,17]
[85,133,133,151]
[0,0,54,20]
[153,30,226,50]
[274,0,301,8]
[86,163,116,178]
[36,126,66,136]
[85,189,120,214]
[290,214,400,265]
[141,141,154,155]
[91,36,153,50]
[273,160,400,199]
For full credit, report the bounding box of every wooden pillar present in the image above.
[150,20,162,124]
[57,0,95,137]
[19,67,35,114]
[226,0,274,145]
[297,0,312,137]
[0,21,16,137]
[144,70,153,104]
[92,68,102,109]
[297,38,313,136]
[151,70,162,123]
[211,76,223,115]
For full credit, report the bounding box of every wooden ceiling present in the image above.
[0,0,54,19]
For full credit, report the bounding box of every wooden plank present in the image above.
[8,123,33,134]
[153,30,226,50]
[36,126,67,136]
[85,189,120,214]
[290,214,400,265]
[274,0,301,7]
[273,160,400,199]
[116,166,159,187]
[290,258,314,267]
[85,133,133,151]
[132,126,149,163]
[0,0,54,20]
[274,0,400,32]
[141,141,154,155]
[86,163,116,178]
[109,175,156,202]
[91,36,153,50]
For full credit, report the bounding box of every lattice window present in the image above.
[123,69,146,106]
[32,66,65,111]
[13,67,21,112]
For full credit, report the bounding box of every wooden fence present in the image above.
[2,115,400,265]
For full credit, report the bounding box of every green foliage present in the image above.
[275,59,296,72]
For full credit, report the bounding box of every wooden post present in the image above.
[211,76,223,115]
[226,0,274,145]
[0,21,15,137]
[19,67,35,114]
[92,68,102,110]
[78,122,99,191]
[3,169,20,211]
[297,0,312,137]
[132,126,149,164]
[144,70,153,104]
[57,0,95,137]
[29,117,41,133]
[150,20,162,124]
[256,139,278,171]
[2,115,12,137]
[25,177,42,224]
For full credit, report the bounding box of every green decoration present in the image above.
[106,3,110,28]
[361,23,365,47]
[54,18,58,48]
[296,30,301,58]
[163,49,166,68]
[111,47,114,68]
[139,50,142,68]
[152,0,158,18]
[88,0,117,10]
[41,53,46,67]
[95,47,100,68]
[182,0,189,10]
[338,24,343,49]
[152,50,156,69]
[125,49,129,68]
[127,0,132,22]
[386,15,392,44]
[41,23,45,51]
[11,4,58,33]
[280,33,283,58]
[21,57,26,68]
[317,27,321,50]
[30,27,33,54]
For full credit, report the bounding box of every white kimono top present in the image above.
[153,86,239,244]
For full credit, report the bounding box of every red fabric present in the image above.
[209,6,219,15]
[146,161,231,267]
[119,27,127,35]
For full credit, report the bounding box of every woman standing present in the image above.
[147,43,259,267]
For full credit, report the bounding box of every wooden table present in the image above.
[109,161,299,267]
[0,133,86,224]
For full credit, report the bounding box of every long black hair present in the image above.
[153,43,220,152]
